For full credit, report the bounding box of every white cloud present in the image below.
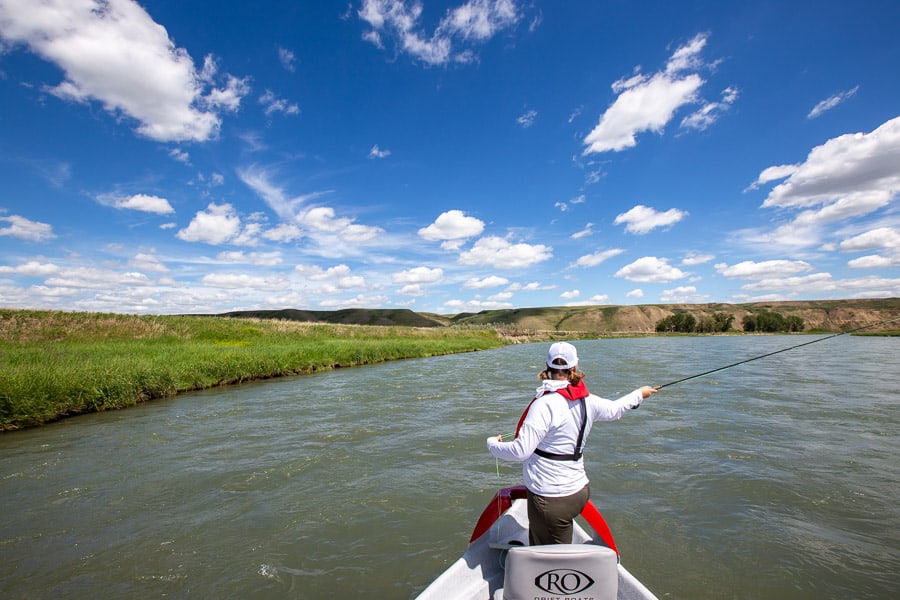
[216,251,283,267]
[808,85,859,119]
[583,33,715,154]
[626,288,644,299]
[129,252,169,272]
[294,264,366,290]
[660,285,709,303]
[0,214,56,242]
[458,235,552,268]
[839,227,900,253]
[392,266,444,284]
[753,116,900,247]
[0,0,249,142]
[681,252,715,266]
[201,273,286,290]
[418,210,485,248]
[278,47,296,72]
[715,259,814,279]
[259,90,300,116]
[239,165,383,247]
[113,193,175,214]
[681,86,738,131]
[0,260,60,276]
[840,226,900,268]
[369,144,392,158]
[357,0,520,66]
[177,203,242,245]
[571,223,594,239]
[573,248,624,268]
[262,223,303,243]
[45,267,153,290]
[463,275,509,289]
[615,256,687,283]
[517,108,537,128]
[443,298,514,312]
[560,289,580,300]
[614,205,687,234]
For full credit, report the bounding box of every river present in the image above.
[1,336,898,599]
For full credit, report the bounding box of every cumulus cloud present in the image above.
[458,235,552,268]
[840,227,900,268]
[0,214,56,242]
[129,252,169,272]
[418,210,485,249]
[751,116,900,247]
[392,266,444,284]
[681,252,715,266]
[0,0,249,142]
[614,205,687,234]
[463,275,509,289]
[112,193,175,214]
[715,260,814,279]
[615,256,687,283]
[177,203,243,245]
[357,0,520,65]
[0,260,60,276]
[583,33,723,154]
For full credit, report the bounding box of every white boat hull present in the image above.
[415,488,658,600]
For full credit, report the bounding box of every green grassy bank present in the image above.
[0,310,506,431]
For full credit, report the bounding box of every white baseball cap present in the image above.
[546,342,578,369]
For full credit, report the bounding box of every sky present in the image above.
[1,0,899,316]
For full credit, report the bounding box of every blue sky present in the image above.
[1,0,898,315]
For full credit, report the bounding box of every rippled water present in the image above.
[1,336,898,599]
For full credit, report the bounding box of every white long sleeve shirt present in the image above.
[487,379,643,497]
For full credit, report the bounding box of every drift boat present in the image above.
[415,486,658,600]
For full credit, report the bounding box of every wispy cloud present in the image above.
[614,205,688,234]
[808,86,859,119]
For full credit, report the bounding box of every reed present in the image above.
[0,309,506,430]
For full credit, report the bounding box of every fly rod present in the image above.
[654,315,900,390]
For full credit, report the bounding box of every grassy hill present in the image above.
[212,298,900,336]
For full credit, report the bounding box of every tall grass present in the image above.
[0,310,505,430]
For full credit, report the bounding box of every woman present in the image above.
[486,341,657,545]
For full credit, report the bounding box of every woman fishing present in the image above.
[487,341,658,546]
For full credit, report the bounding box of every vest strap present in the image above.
[533,398,587,462]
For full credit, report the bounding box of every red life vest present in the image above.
[514,380,590,461]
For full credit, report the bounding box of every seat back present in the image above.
[502,544,618,600]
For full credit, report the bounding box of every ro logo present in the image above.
[534,568,595,595]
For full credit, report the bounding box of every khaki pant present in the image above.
[526,484,590,545]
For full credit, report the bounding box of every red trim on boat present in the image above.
[469,485,619,556]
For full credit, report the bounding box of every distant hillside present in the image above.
[213,298,900,335]
[217,308,449,328]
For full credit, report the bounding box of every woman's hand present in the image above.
[639,385,660,399]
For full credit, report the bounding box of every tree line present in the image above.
[655,311,804,333]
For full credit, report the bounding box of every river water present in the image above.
[1,336,898,599]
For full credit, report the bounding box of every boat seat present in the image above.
[499,544,618,600]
